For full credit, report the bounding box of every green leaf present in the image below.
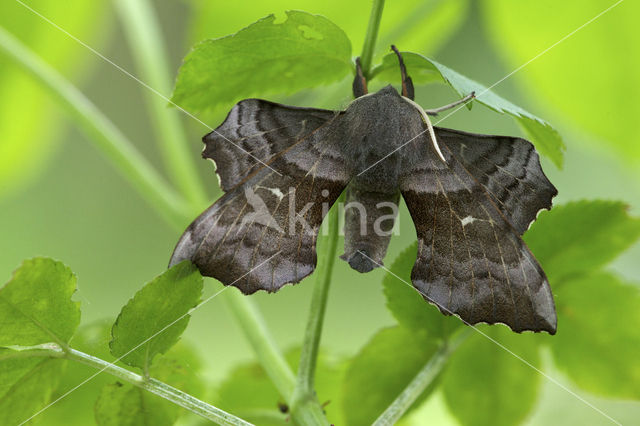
[482,0,640,166]
[217,363,288,426]
[71,321,115,361]
[0,356,66,425]
[370,52,443,85]
[188,1,469,72]
[550,272,640,400]
[110,261,203,370]
[0,257,80,424]
[442,327,542,426]
[216,348,344,425]
[0,0,109,199]
[95,342,205,426]
[0,257,80,347]
[42,321,116,426]
[172,10,352,113]
[95,382,173,426]
[342,326,439,425]
[370,52,565,167]
[525,201,640,283]
[383,242,461,338]
[153,342,206,400]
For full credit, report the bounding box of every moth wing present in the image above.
[204,99,338,192]
[435,127,557,234]
[400,136,557,333]
[170,112,350,294]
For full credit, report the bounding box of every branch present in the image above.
[0,25,188,229]
[289,197,342,425]
[224,290,297,401]
[373,329,471,425]
[114,0,208,209]
[359,0,386,78]
[6,344,252,426]
[295,207,340,393]
[289,0,389,419]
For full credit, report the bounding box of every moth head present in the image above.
[349,84,400,102]
[345,84,417,126]
[377,84,401,97]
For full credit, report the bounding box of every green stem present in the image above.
[0,25,188,229]
[224,288,331,425]
[9,345,251,426]
[377,0,444,52]
[289,0,388,417]
[224,290,297,401]
[372,330,471,425]
[290,199,342,425]
[289,398,328,426]
[114,0,208,209]
[359,0,386,78]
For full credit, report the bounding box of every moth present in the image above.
[170,46,558,334]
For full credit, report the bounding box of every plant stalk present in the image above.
[0,25,188,229]
[359,0,386,78]
[289,198,342,425]
[290,0,389,418]
[114,0,208,209]
[373,329,471,425]
[9,345,251,426]
[224,290,297,401]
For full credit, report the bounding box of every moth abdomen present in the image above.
[341,183,400,273]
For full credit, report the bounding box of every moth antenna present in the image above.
[391,45,415,100]
[424,91,476,116]
[352,57,368,98]
[402,96,447,163]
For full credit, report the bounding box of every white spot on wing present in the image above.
[255,185,285,200]
[266,187,284,200]
[461,215,476,227]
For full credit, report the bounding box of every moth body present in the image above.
[336,85,430,271]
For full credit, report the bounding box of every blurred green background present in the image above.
[1,0,639,424]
